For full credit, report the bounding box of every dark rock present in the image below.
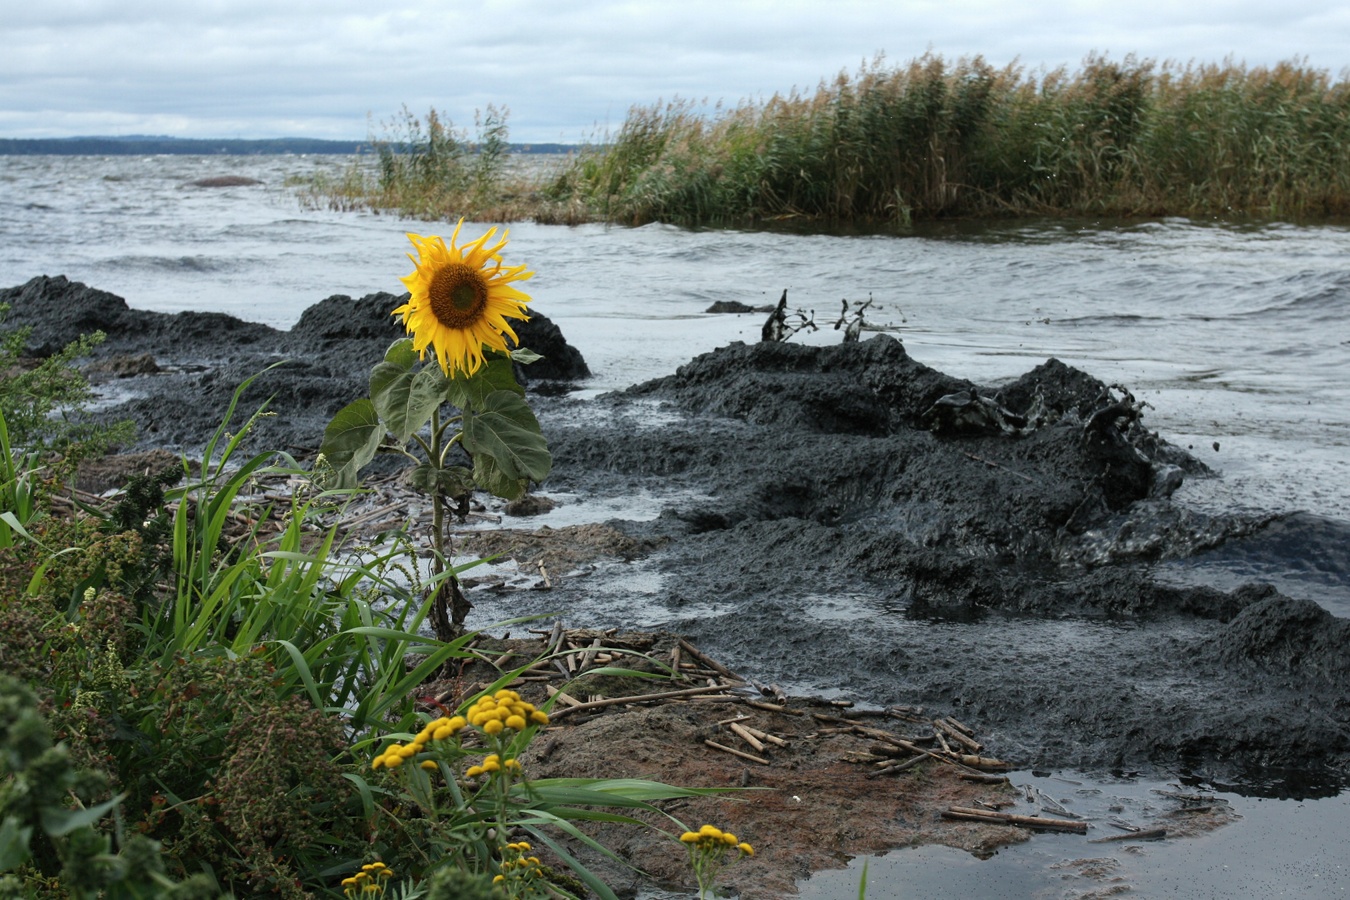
[505,494,558,517]
[186,176,263,188]
[705,300,769,314]
[0,277,590,454]
[0,275,138,355]
[83,352,161,381]
[288,292,406,346]
[513,313,590,382]
[75,448,182,495]
[1211,592,1350,686]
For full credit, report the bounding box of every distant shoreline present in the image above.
[0,136,579,156]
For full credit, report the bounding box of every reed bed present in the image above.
[295,103,569,223]
[303,54,1350,228]
[554,54,1350,227]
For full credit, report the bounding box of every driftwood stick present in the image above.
[545,685,584,708]
[1089,827,1167,844]
[743,725,789,747]
[958,771,1010,784]
[867,753,928,779]
[851,725,937,750]
[337,501,405,532]
[549,684,735,719]
[958,755,1010,771]
[744,699,801,715]
[943,715,976,737]
[677,639,743,682]
[934,718,982,753]
[1036,789,1077,818]
[957,754,1010,771]
[944,807,1088,834]
[887,705,927,722]
[704,739,770,765]
[729,722,766,753]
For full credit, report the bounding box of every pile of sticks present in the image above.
[445,627,1023,785]
[817,708,1012,779]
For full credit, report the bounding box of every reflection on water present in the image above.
[798,771,1350,899]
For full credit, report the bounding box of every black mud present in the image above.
[4,275,1348,797]
[1,275,588,454]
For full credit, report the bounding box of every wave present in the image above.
[106,254,241,273]
[1238,270,1350,320]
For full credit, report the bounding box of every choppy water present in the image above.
[3,153,1350,897]
[2,155,1346,525]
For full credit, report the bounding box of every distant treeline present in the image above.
[0,136,578,156]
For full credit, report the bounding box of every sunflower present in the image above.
[393,219,534,378]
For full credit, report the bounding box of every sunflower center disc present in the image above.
[429,263,488,328]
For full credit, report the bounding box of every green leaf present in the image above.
[39,794,125,837]
[472,453,528,501]
[384,337,417,367]
[371,364,447,443]
[511,347,543,365]
[0,815,32,872]
[317,399,384,490]
[406,463,475,498]
[461,390,551,494]
[444,354,525,410]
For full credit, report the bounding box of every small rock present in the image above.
[186,176,262,188]
[505,494,557,517]
[83,352,160,381]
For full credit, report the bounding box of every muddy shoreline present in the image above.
[5,275,1349,798]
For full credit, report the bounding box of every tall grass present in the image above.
[2,374,738,896]
[296,104,566,222]
[548,53,1350,227]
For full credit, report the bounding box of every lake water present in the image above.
[2,153,1348,898]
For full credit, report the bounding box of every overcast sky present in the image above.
[3,0,1348,143]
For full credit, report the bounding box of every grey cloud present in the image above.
[1,0,1346,140]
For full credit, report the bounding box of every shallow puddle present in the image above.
[795,771,1350,899]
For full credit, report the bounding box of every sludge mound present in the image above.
[537,336,1350,791]
[0,275,588,454]
[6,273,1346,793]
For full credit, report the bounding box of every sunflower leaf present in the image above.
[472,454,528,501]
[407,463,475,498]
[372,364,448,442]
[383,338,417,368]
[317,398,385,490]
[510,347,543,365]
[461,390,551,493]
[443,355,525,411]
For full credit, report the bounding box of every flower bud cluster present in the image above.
[679,824,753,857]
[466,688,549,735]
[369,689,548,774]
[342,861,393,897]
[370,715,467,770]
[466,753,523,779]
[492,840,546,891]
[680,824,755,898]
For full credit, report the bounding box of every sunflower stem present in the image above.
[426,408,460,642]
